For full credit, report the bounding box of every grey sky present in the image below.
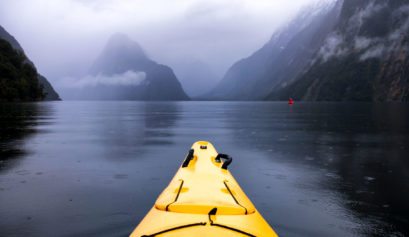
[0,0,322,90]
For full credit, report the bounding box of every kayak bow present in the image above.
[130,141,279,237]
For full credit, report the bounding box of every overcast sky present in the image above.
[0,0,322,89]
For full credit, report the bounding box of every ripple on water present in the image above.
[113,174,128,180]
[15,170,30,175]
[364,176,376,182]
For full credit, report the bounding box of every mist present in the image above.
[59,71,146,88]
[0,0,324,96]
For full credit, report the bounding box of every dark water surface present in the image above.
[0,101,408,237]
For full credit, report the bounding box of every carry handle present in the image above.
[182,149,195,168]
[215,153,233,170]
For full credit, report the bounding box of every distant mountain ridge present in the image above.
[68,33,189,100]
[208,1,340,100]
[0,25,61,101]
[208,0,409,102]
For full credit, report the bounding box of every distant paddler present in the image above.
[288,98,294,105]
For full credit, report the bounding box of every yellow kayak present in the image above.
[130,141,279,237]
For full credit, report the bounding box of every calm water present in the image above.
[0,101,408,237]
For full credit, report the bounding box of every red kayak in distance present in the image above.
[288,98,294,105]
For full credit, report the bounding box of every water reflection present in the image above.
[0,101,408,237]
[0,103,52,171]
[143,102,181,145]
[46,102,181,162]
[220,102,409,236]
[0,101,183,237]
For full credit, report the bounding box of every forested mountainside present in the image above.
[0,25,60,101]
[209,0,409,102]
[271,0,409,101]
[0,39,44,101]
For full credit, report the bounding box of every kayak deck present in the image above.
[130,141,278,237]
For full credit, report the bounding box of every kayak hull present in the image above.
[130,141,279,237]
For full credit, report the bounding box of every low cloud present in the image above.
[358,4,409,61]
[354,37,373,50]
[59,70,146,88]
[359,45,385,60]
[318,2,409,63]
[389,4,409,41]
[0,0,325,84]
[347,2,387,34]
[318,33,346,62]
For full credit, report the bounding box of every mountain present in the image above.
[68,34,189,100]
[270,0,409,101]
[0,38,43,101]
[207,1,340,100]
[0,25,61,101]
[38,74,60,100]
[209,0,409,102]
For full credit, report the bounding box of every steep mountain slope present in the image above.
[69,34,189,100]
[270,0,409,101]
[208,1,340,100]
[0,39,43,101]
[0,25,61,101]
